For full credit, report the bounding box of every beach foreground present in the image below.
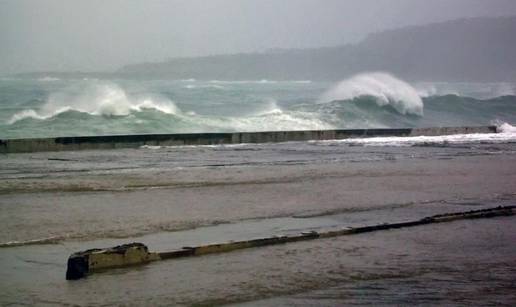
[1,138,515,305]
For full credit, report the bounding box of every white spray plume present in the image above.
[8,81,179,124]
[319,72,424,116]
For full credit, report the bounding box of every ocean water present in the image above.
[1,72,515,139]
[1,72,516,305]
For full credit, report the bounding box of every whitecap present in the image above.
[37,76,60,82]
[319,72,424,116]
[7,109,48,124]
[254,98,283,116]
[183,84,225,90]
[131,99,179,114]
[7,81,181,124]
[311,122,516,147]
[497,122,516,133]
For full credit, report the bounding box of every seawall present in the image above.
[0,126,497,154]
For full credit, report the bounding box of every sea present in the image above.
[1,72,516,139]
[1,72,516,306]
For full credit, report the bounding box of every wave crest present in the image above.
[183,84,225,90]
[254,99,283,116]
[496,122,516,133]
[203,111,332,132]
[8,81,179,124]
[318,72,424,116]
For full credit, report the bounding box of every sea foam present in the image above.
[186,103,332,132]
[6,81,331,132]
[37,76,60,82]
[8,81,179,124]
[497,122,516,133]
[319,72,424,116]
[310,122,516,147]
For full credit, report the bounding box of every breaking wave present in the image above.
[178,98,333,132]
[254,99,283,116]
[8,82,179,124]
[2,75,516,139]
[318,72,424,116]
[310,122,516,147]
[6,83,332,134]
[497,122,516,133]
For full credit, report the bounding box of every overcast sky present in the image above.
[1,0,516,74]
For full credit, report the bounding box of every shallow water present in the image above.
[1,140,516,244]
[1,216,514,306]
[1,137,516,305]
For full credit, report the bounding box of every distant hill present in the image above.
[13,17,516,82]
[116,16,516,82]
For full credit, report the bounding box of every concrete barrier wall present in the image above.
[66,205,515,280]
[0,126,497,154]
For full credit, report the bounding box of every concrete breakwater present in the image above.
[66,205,515,280]
[0,126,497,153]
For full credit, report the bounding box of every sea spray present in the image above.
[2,76,516,139]
[496,121,516,133]
[254,98,283,116]
[183,84,226,90]
[8,81,180,124]
[318,72,424,116]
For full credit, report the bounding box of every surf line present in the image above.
[66,205,515,280]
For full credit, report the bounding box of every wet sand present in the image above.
[1,141,515,305]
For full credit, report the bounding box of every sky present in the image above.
[1,0,516,74]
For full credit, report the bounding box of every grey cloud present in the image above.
[1,0,516,74]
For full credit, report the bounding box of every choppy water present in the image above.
[1,136,516,305]
[2,138,516,245]
[1,72,516,306]
[1,72,516,138]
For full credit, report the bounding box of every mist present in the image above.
[1,0,516,75]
